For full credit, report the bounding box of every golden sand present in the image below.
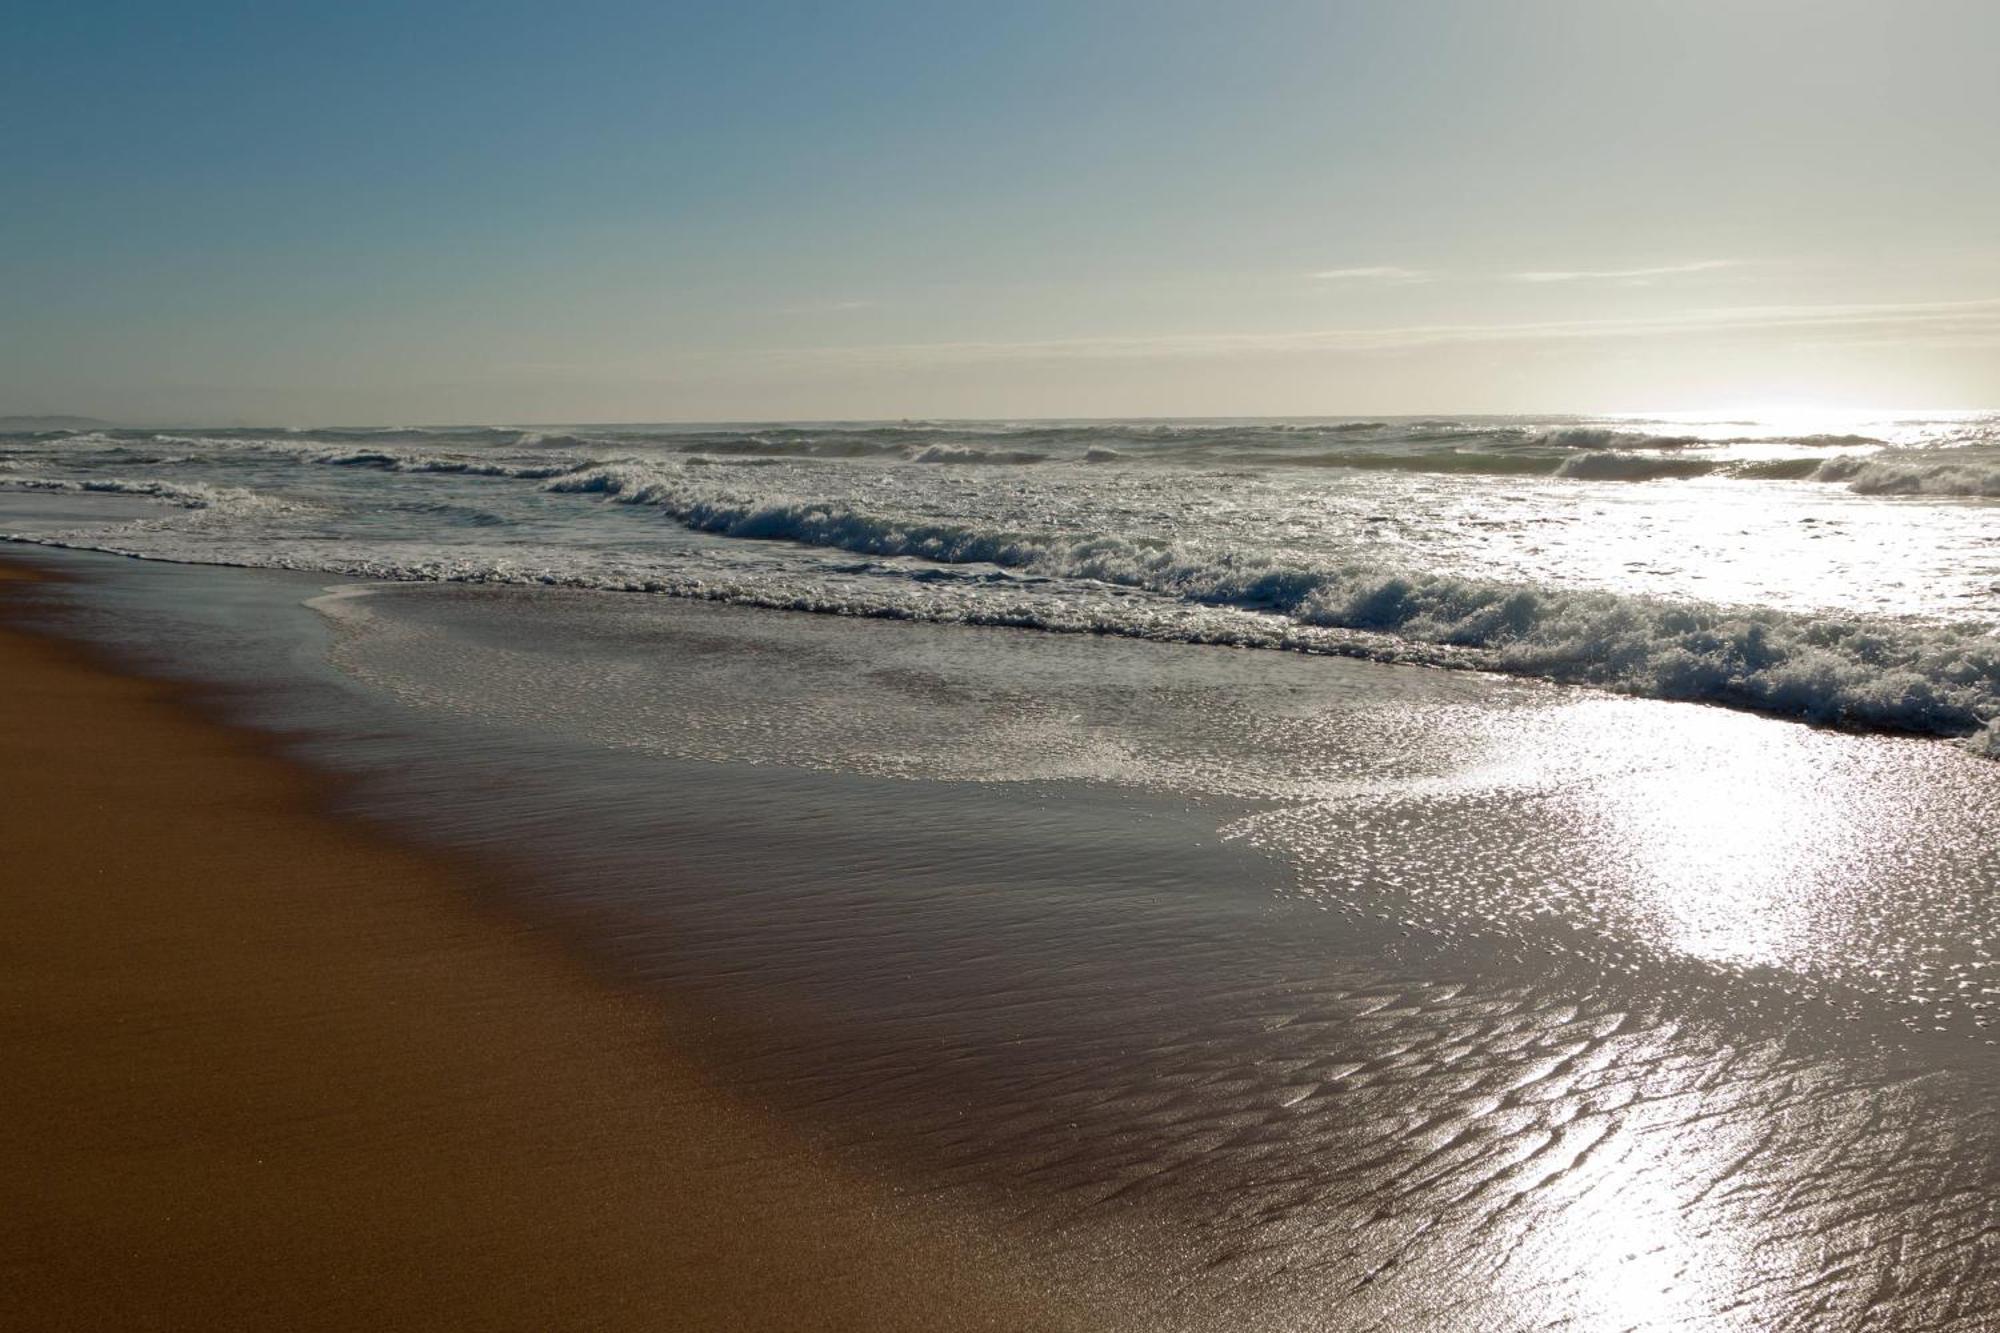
[0,562,1069,1331]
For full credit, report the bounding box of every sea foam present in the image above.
[7,420,1997,754]
[544,462,2000,752]
[0,475,290,512]
[1811,453,2000,498]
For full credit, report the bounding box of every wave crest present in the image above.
[544,463,2000,751]
[1811,454,2000,498]
[0,475,289,512]
[313,449,588,480]
[910,444,1049,465]
[1554,452,1721,481]
[1532,427,1709,451]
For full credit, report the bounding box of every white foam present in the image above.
[1812,453,2000,498]
[0,475,290,512]
[537,462,2000,750]
[9,423,1998,755]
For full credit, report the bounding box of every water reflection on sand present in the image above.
[24,555,2000,1330]
[305,582,2000,1329]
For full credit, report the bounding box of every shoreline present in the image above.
[0,559,1074,1332]
[8,545,1999,1328]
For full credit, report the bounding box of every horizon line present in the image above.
[12,406,1996,432]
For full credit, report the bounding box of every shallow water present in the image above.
[10,544,1997,1331]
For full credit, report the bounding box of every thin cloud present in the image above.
[1311,266,1434,282]
[780,299,877,314]
[1511,259,1740,283]
[771,296,2000,367]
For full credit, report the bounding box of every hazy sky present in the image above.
[7,0,1998,424]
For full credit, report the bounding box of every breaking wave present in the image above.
[1553,452,1721,481]
[7,417,1997,755]
[543,463,2000,752]
[1531,427,1710,451]
[910,444,1049,465]
[1811,454,2000,498]
[0,475,290,512]
[22,420,1991,496]
[312,449,590,480]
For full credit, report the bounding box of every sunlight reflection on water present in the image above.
[1570,702,1880,970]
[17,551,2000,1331]
[1236,694,2000,1040]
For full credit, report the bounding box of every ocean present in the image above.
[3,412,1996,751]
[4,412,1999,1327]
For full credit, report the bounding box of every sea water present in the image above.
[3,412,1996,750]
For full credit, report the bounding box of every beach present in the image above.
[0,560,1077,1332]
[14,1,2000,1323]
[3,416,1999,1328]
[15,0,2000,1323]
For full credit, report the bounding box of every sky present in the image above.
[6,0,1999,424]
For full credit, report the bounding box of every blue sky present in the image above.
[7,0,1998,422]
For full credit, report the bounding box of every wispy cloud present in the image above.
[781,299,877,314]
[770,297,2000,367]
[1311,266,1433,282]
[1510,259,1741,283]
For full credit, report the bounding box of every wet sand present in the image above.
[9,547,2000,1331]
[0,561,1074,1332]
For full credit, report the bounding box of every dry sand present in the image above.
[0,561,1072,1332]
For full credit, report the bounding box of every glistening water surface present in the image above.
[9,541,1996,1332]
[7,405,1998,1326]
[5,412,1998,753]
